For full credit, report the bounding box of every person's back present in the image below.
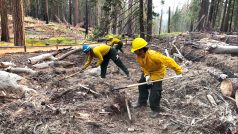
[136,49,182,80]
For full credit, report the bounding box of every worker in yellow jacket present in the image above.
[80,44,130,79]
[108,35,124,53]
[131,38,183,118]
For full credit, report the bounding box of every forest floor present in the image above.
[1,36,238,133]
[1,18,238,134]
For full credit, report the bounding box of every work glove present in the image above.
[145,75,152,85]
[175,74,183,79]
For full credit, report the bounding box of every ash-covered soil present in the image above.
[0,37,238,134]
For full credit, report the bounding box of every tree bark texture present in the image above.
[45,0,49,24]
[0,0,10,42]
[168,7,171,33]
[12,0,25,47]
[139,0,144,38]
[74,0,78,26]
[146,0,152,41]
[197,0,209,31]
[127,0,133,36]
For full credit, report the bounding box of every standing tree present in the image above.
[159,10,163,35]
[0,0,10,42]
[69,0,72,24]
[220,0,228,32]
[74,0,79,26]
[159,0,164,35]
[85,0,89,38]
[197,0,209,31]
[139,0,144,38]
[45,0,49,24]
[146,0,152,41]
[12,0,25,47]
[223,0,232,32]
[168,6,171,33]
[127,0,134,36]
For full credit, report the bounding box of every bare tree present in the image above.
[139,0,144,38]
[12,0,25,47]
[146,0,152,41]
[0,0,10,42]
[168,6,171,33]
[127,0,133,36]
[74,0,78,26]
[197,0,209,31]
[45,0,49,24]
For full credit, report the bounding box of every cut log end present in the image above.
[220,78,238,98]
[220,79,233,97]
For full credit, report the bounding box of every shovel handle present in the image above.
[59,71,81,81]
[113,75,182,91]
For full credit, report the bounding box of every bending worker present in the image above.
[131,38,183,118]
[108,35,124,53]
[80,44,130,79]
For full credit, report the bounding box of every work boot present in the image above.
[149,111,159,118]
[132,101,147,108]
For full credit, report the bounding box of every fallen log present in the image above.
[32,61,54,69]
[5,67,37,75]
[0,62,16,68]
[57,45,98,60]
[33,61,74,69]
[211,34,238,45]
[207,45,238,54]
[0,71,36,93]
[28,51,59,64]
[57,48,81,60]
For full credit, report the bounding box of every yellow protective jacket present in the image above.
[108,38,121,46]
[136,49,183,80]
[82,45,110,70]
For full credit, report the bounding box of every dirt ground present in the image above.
[0,35,238,134]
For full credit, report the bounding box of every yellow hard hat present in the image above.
[108,35,113,39]
[131,38,147,52]
[106,34,113,39]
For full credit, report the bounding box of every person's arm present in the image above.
[155,53,183,74]
[82,55,92,70]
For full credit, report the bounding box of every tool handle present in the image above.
[113,75,181,90]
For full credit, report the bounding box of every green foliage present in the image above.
[25,37,75,46]
[159,32,182,37]
[170,0,200,32]
[47,37,74,45]
[189,0,200,21]
[89,28,102,40]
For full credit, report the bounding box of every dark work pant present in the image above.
[114,41,124,53]
[100,48,129,78]
[138,73,162,112]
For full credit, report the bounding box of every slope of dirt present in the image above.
[1,35,238,133]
